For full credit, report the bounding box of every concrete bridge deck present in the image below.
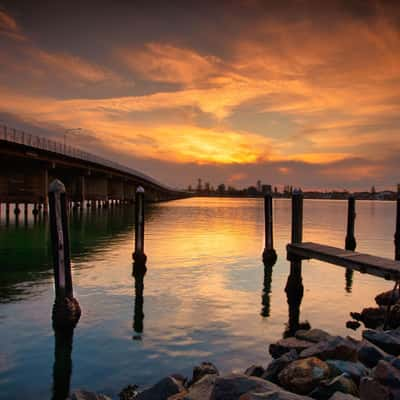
[0,125,186,211]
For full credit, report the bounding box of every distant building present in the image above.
[262,184,272,194]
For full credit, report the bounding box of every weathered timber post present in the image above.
[262,191,277,266]
[344,196,356,292]
[285,189,304,335]
[48,179,81,330]
[33,203,39,216]
[345,196,356,251]
[132,186,147,266]
[395,186,400,261]
[24,203,28,219]
[6,202,10,218]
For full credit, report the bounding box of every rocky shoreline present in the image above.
[68,289,400,400]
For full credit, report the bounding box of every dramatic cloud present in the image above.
[0,1,399,189]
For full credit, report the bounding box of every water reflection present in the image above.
[0,205,138,303]
[133,264,146,340]
[0,198,398,399]
[345,269,354,293]
[284,259,304,337]
[261,265,273,318]
[52,328,74,400]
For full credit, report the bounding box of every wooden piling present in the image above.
[48,179,81,329]
[285,189,304,335]
[133,186,147,266]
[262,191,277,266]
[395,187,400,261]
[345,196,356,251]
[14,203,21,215]
[291,190,303,244]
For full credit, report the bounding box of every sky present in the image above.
[0,0,399,191]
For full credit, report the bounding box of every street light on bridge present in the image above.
[64,128,81,152]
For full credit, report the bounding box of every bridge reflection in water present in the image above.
[0,197,396,399]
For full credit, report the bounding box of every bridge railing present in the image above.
[1,125,178,192]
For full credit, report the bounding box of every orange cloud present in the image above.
[117,43,225,85]
[0,10,25,41]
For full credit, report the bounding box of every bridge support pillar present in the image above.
[79,176,85,209]
[43,169,49,215]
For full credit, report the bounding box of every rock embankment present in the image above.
[68,325,400,400]
[68,291,400,400]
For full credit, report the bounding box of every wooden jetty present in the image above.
[285,188,400,281]
[287,242,400,281]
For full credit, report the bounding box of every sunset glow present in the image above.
[0,1,399,189]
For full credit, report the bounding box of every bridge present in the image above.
[0,125,186,215]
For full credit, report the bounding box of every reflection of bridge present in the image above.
[0,125,186,212]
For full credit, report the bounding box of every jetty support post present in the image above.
[345,196,357,251]
[48,179,81,330]
[344,195,356,292]
[395,186,400,261]
[285,189,304,335]
[262,190,277,266]
[132,186,147,269]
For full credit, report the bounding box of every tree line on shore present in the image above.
[187,179,399,200]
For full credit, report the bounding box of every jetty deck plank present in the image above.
[287,242,400,280]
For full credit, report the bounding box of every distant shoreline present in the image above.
[187,193,397,201]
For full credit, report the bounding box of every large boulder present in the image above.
[375,290,400,306]
[326,359,369,384]
[119,384,139,400]
[278,357,330,395]
[295,329,332,343]
[309,374,358,399]
[210,374,286,400]
[357,339,392,368]
[245,365,265,378]
[359,377,391,400]
[362,329,400,356]
[68,391,111,400]
[239,390,312,399]
[191,362,219,385]
[359,308,385,329]
[183,374,217,400]
[262,349,298,383]
[327,393,359,400]
[135,376,185,400]
[299,337,358,362]
[269,337,314,359]
[387,304,400,329]
[373,359,400,388]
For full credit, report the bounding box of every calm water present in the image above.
[0,198,397,399]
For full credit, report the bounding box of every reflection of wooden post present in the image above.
[262,192,277,266]
[52,329,73,400]
[133,267,146,339]
[285,190,304,335]
[345,196,356,251]
[49,179,81,330]
[261,265,273,318]
[395,187,400,261]
[345,196,356,292]
[133,186,147,265]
